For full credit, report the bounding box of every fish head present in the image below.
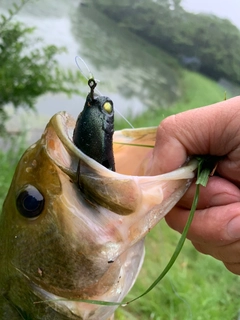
[0,112,197,319]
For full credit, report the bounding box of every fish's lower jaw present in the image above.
[31,241,144,320]
[32,287,120,320]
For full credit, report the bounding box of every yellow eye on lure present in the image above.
[103,102,113,114]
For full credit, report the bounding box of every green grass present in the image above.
[115,220,240,320]
[116,69,230,129]
[0,135,27,209]
[1,69,240,319]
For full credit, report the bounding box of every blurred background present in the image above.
[1,1,240,319]
[1,0,240,136]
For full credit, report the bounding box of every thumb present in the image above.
[146,97,240,176]
[146,113,196,175]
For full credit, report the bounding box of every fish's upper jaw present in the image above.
[42,112,79,182]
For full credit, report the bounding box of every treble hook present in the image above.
[88,78,97,100]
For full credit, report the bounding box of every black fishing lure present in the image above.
[73,79,115,171]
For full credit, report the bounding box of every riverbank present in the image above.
[2,67,233,149]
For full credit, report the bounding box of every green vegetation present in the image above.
[0,135,26,209]
[115,220,240,320]
[116,69,227,129]
[0,0,83,134]
[91,0,240,84]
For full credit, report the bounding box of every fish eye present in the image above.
[103,102,113,114]
[16,185,45,218]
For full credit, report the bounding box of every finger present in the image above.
[178,176,240,209]
[217,155,240,188]
[192,241,240,275]
[165,203,240,245]
[147,96,240,175]
[192,240,240,264]
[224,262,240,275]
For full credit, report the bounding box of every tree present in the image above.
[92,0,240,85]
[0,0,83,134]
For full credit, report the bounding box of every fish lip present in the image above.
[31,282,83,317]
[13,266,89,316]
[32,281,82,301]
[45,111,116,181]
[31,282,117,319]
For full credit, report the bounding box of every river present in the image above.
[1,0,181,138]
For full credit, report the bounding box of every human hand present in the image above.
[147,96,240,274]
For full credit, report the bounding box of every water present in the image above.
[1,0,181,135]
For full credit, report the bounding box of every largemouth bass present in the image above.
[0,111,197,319]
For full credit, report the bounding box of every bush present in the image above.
[92,0,240,84]
[0,0,83,134]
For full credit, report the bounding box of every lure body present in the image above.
[73,94,115,171]
[0,112,197,319]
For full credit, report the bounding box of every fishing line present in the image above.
[75,55,134,128]
[75,56,97,84]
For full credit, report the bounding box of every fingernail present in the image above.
[227,216,240,239]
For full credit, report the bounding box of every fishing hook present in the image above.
[88,78,97,100]
[75,55,134,128]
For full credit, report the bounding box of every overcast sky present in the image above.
[183,0,240,29]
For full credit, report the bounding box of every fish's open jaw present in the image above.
[42,112,198,217]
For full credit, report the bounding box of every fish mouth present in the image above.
[43,111,198,217]
[41,111,199,252]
